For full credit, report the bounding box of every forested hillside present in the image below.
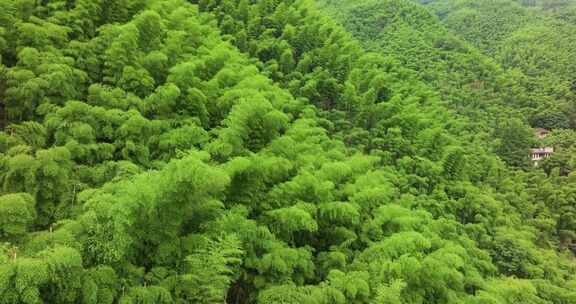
[422,0,576,128]
[414,0,576,179]
[0,0,574,303]
[317,0,541,167]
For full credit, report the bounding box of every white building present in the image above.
[531,147,554,164]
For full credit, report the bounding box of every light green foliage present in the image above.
[82,266,119,304]
[118,286,172,304]
[1,147,73,227]
[265,203,318,242]
[374,279,406,304]
[208,96,290,160]
[0,0,573,303]
[0,193,35,240]
[4,47,87,121]
[174,235,244,303]
[0,246,83,303]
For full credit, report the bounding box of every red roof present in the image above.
[534,128,550,134]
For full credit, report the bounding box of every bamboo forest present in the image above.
[0,0,576,303]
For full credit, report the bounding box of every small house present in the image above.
[531,147,554,164]
[531,128,553,165]
[534,128,550,138]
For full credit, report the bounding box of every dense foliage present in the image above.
[421,0,576,131]
[0,0,574,303]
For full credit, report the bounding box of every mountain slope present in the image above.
[0,0,574,303]
[423,0,576,129]
[317,0,542,165]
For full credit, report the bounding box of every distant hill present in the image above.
[422,0,576,129]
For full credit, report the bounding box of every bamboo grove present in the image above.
[0,0,575,303]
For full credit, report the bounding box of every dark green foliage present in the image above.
[493,118,535,168]
[423,0,576,130]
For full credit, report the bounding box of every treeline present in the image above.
[0,0,573,303]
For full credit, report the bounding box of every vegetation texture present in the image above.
[0,0,574,303]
